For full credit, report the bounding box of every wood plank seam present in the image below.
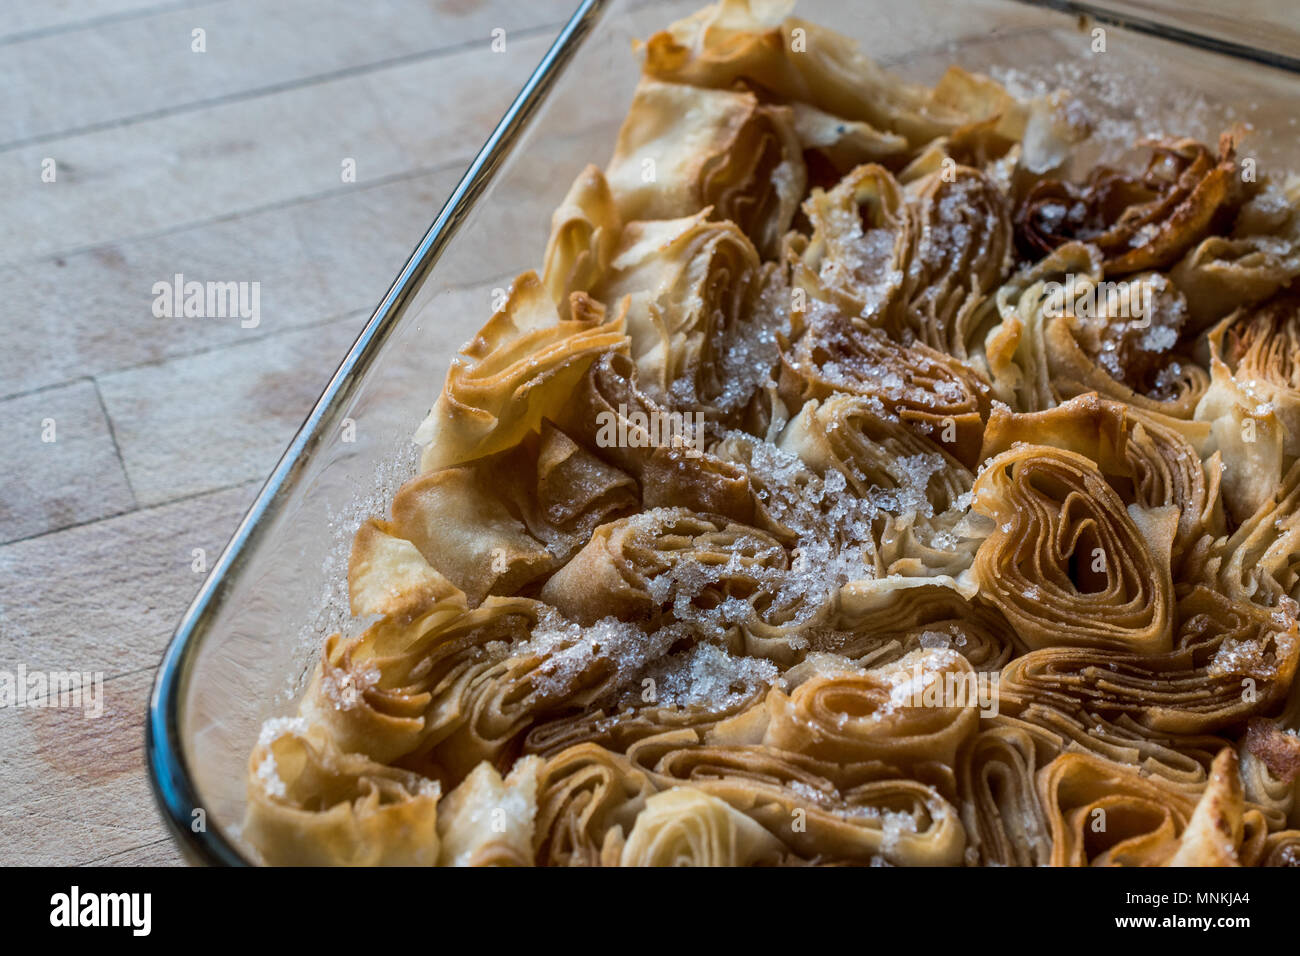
[3,155,484,274]
[0,476,259,549]
[0,302,369,407]
[0,0,227,48]
[0,20,568,154]
[91,378,141,512]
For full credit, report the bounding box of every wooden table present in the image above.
[0,0,578,866]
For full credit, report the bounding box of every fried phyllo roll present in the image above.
[595,211,780,417]
[415,272,627,472]
[245,0,1300,868]
[970,445,1174,653]
[245,721,442,866]
[606,79,805,258]
[1016,135,1244,275]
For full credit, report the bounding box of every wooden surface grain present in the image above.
[0,0,577,866]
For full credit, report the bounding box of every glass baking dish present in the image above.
[146,0,1300,864]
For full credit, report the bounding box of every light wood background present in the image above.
[0,0,581,866]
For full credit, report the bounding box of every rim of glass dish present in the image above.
[1013,0,1300,75]
[146,0,609,866]
[146,0,1300,867]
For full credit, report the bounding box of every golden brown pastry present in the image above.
[373,421,638,605]
[1038,749,1256,866]
[1015,135,1244,275]
[542,165,622,316]
[245,720,442,866]
[534,743,657,866]
[639,0,996,148]
[539,506,789,627]
[896,164,1013,355]
[414,272,627,472]
[605,79,805,258]
[792,163,911,324]
[594,210,777,416]
[617,787,787,866]
[243,0,1300,867]
[1172,178,1300,329]
[779,300,990,465]
[958,721,1053,867]
[436,757,541,866]
[970,444,1174,653]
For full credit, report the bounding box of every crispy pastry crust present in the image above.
[245,0,1300,867]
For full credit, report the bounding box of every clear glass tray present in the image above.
[146,0,1300,864]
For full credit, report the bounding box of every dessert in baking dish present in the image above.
[244,0,1300,866]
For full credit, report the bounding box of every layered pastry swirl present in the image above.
[245,0,1300,866]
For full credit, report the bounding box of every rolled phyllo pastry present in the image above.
[424,614,690,780]
[627,728,967,865]
[979,245,1209,418]
[534,743,658,867]
[1171,178,1300,329]
[1044,272,1209,419]
[760,649,982,771]
[605,78,804,258]
[300,586,539,770]
[1239,671,1300,824]
[372,421,637,605]
[542,164,622,317]
[979,242,1100,411]
[999,703,1224,788]
[793,163,911,324]
[1037,751,1202,866]
[639,0,988,148]
[245,720,441,866]
[1015,135,1243,275]
[1119,408,1223,570]
[1210,296,1300,459]
[619,787,787,866]
[980,395,1223,573]
[1213,460,1300,604]
[779,302,990,465]
[957,722,1053,867]
[970,444,1174,653]
[346,518,470,620]
[1039,749,1258,866]
[896,164,1012,355]
[1165,749,1251,866]
[775,392,978,579]
[559,351,761,524]
[539,506,788,627]
[1194,330,1287,526]
[523,641,775,758]
[415,272,627,472]
[831,582,1020,671]
[998,584,1299,734]
[774,392,973,504]
[594,211,778,416]
[1238,745,1298,828]
[436,756,541,866]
